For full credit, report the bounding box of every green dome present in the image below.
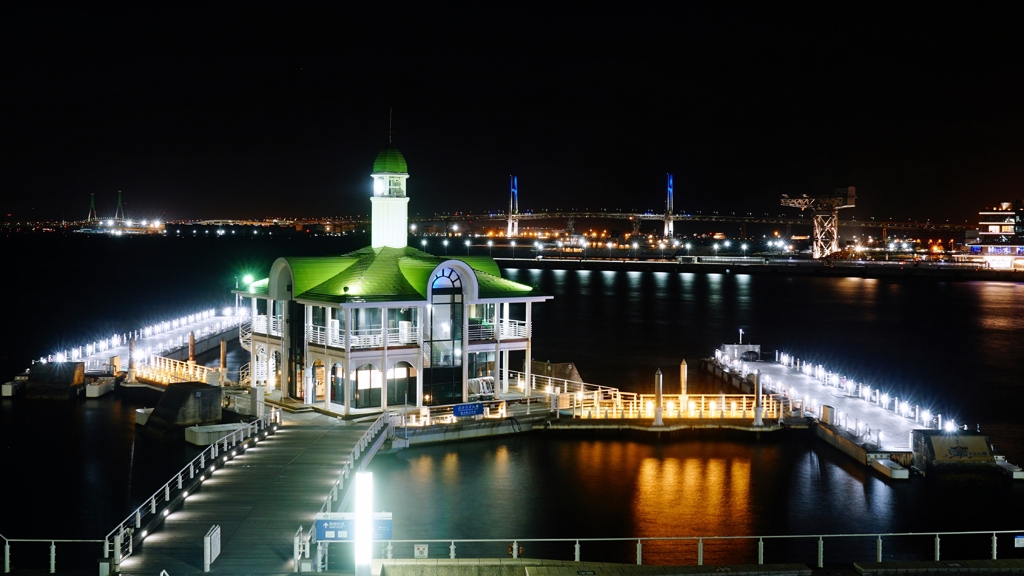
[372,144,408,174]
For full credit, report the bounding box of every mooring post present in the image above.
[753,370,763,426]
[653,369,664,426]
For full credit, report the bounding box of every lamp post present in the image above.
[465,239,471,255]
[488,240,493,256]
[632,242,638,260]
[510,240,516,259]
[421,239,427,253]
[443,239,449,256]
[557,240,563,259]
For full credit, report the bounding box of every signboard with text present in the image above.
[453,402,484,417]
[314,512,392,541]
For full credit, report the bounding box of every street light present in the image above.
[421,239,427,252]
[556,240,563,259]
[487,239,493,256]
[443,239,449,256]
[659,242,665,259]
[632,242,638,260]
[534,241,541,258]
[465,239,471,254]
[510,240,516,259]
[741,243,748,255]
[607,241,613,258]
[581,240,588,260]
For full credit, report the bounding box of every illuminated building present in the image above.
[235,143,550,414]
[964,200,1024,269]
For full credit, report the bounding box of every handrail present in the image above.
[103,410,279,568]
[368,529,1024,567]
[291,413,391,572]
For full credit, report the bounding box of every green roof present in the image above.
[372,144,408,174]
[240,247,544,304]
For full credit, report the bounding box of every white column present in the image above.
[416,305,424,407]
[304,304,313,404]
[281,300,291,398]
[502,303,510,393]
[264,298,272,389]
[493,303,502,399]
[524,302,532,397]
[461,299,470,403]
[344,307,353,416]
[381,307,389,411]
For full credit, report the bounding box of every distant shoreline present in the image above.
[498,257,1024,282]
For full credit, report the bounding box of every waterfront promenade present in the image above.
[118,413,373,575]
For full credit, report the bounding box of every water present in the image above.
[2,235,1023,567]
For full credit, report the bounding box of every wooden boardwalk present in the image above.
[118,413,373,575]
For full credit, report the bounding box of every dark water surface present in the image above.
[2,235,1023,566]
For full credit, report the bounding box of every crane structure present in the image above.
[780,186,856,259]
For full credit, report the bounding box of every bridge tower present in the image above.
[506,175,519,238]
[114,190,125,222]
[780,187,856,259]
[663,173,674,238]
[87,193,98,223]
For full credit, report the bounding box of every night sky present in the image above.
[5,3,1024,223]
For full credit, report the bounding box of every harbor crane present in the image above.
[780,186,856,259]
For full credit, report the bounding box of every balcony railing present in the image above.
[305,325,420,349]
[500,319,529,338]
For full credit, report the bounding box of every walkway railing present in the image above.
[370,529,1024,567]
[506,370,779,420]
[239,320,253,351]
[1,535,104,574]
[135,356,221,385]
[104,411,280,571]
[294,412,391,572]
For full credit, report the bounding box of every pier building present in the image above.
[235,143,551,414]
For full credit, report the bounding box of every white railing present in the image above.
[1,535,105,574]
[253,314,268,335]
[238,362,251,387]
[270,315,282,336]
[135,356,221,385]
[506,370,780,421]
[365,529,1024,567]
[399,400,508,427]
[386,326,419,346]
[104,411,279,571]
[294,412,391,572]
[239,321,253,351]
[500,319,529,339]
[305,325,419,349]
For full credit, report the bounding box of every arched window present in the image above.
[432,268,462,291]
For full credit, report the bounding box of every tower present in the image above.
[114,190,125,222]
[663,173,674,238]
[87,193,98,223]
[370,143,410,248]
[506,175,519,238]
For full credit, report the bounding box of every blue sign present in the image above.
[315,513,392,542]
[452,402,484,417]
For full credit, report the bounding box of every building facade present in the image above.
[235,144,550,414]
[963,200,1024,269]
